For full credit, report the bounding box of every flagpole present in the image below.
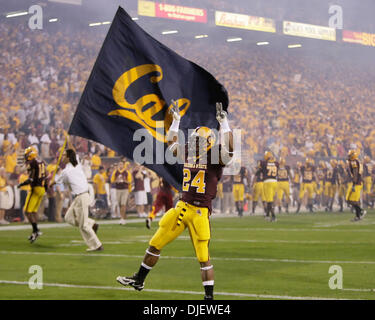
[51,134,68,183]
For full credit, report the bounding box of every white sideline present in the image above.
[1,250,375,265]
[2,219,375,233]
[0,280,348,300]
[0,218,153,231]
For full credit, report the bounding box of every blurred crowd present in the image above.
[0,16,375,223]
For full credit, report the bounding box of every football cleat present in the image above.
[204,294,214,300]
[28,231,42,243]
[116,274,144,291]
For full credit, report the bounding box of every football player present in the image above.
[315,161,326,209]
[292,161,302,209]
[117,102,233,300]
[251,160,265,215]
[17,147,47,243]
[346,150,366,221]
[276,157,291,214]
[258,151,278,221]
[232,165,248,217]
[297,158,316,213]
[324,159,338,212]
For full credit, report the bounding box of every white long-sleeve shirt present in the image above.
[56,156,88,196]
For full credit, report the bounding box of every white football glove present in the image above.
[216,102,227,123]
[169,99,181,121]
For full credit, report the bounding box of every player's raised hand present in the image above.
[169,99,181,121]
[216,102,227,123]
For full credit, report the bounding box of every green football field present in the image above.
[1,211,375,300]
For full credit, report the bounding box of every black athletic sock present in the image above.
[136,264,151,283]
[204,285,214,299]
[354,205,362,218]
[31,223,38,233]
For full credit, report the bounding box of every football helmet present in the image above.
[24,146,37,161]
[264,151,274,161]
[305,158,313,166]
[319,160,326,168]
[347,150,358,161]
[189,126,216,154]
[330,159,337,167]
[279,157,286,166]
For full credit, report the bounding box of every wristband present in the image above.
[169,118,180,133]
[220,117,231,133]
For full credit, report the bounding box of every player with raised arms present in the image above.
[116,101,234,300]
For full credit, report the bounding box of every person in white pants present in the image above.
[54,139,103,252]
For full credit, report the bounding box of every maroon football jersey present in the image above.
[181,145,225,212]
[277,166,290,182]
[301,165,315,183]
[132,169,145,191]
[347,159,363,185]
[113,169,130,189]
[28,159,46,188]
[260,160,279,180]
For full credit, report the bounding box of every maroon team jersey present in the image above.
[301,166,315,183]
[132,169,145,191]
[181,145,225,212]
[259,160,279,181]
[232,167,247,184]
[277,166,290,182]
[347,159,363,185]
[113,169,129,189]
[28,159,46,188]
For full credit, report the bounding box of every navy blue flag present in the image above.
[69,6,229,190]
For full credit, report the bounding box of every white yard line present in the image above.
[0,280,348,300]
[342,288,375,293]
[1,250,375,265]
[314,221,375,228]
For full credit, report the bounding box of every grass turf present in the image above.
[1,211,375,300]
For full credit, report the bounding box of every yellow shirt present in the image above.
[107,149,116,158]
[5,152,17,173]
[91,155,101,170]
[0,177,6,191]
[93,173,106,195]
